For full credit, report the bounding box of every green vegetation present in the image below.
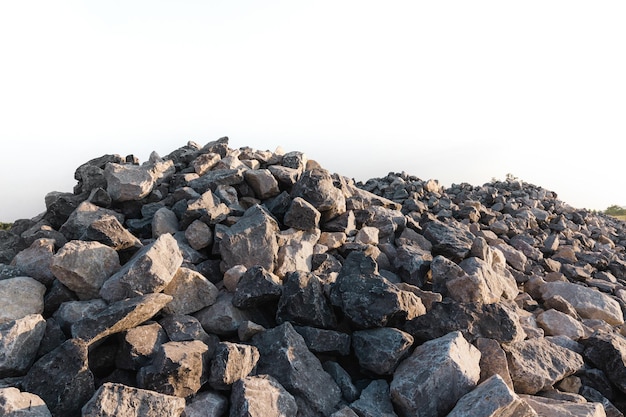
[0,222,12,231]
[604,205,626,221]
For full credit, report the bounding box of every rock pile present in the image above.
[1,137,626,416]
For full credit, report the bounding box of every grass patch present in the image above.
[0,223,12,231]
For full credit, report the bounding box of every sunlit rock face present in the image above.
[2,136,626,416]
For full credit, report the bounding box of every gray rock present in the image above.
[521,395,606,417]
[159,314,218,349]
[209,341,260,390]
[79,213,143,252]
[185,219,212,250]
[10,238,55,285]
[195,292,253,336]
[152,206,180,237]
[244,168,280,199]
[252,322,342,416]
[230,374,298,417]
[104,162,155,202]
[0,277,46,324]
[291,168,346,220]
[475,337,514,389]
[60,201,125,241]
[350,379,398,417]
[276,270,337,329]
[323,360,360,403]
[100,233,183,302]
[447,374,538,417]
[162,267,219,315]
[116,322,169,370]
[82,382,186,417]
[182,190,230,227]
[540,281,624,326]
[71,293,173,345]
[0,387,51,417]
[219,205,279,272]
[284,196,321,230]
[422,219,474,262]
[188,168,245,194]
[0,314,46,378]
[583,331,626,395]
[232,265,282,309]
[138,340,210,398]
[294,326,351,356]
[22,338,95,417]
[352,327,413,375]
[51,240,121,300]
[182,391,228,417]
[274,228,319,278]
[537,309,586,340]
[504,337,585,394]
[390,331,481,417]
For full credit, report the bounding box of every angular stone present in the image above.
[81,382,186,417]
[252,322,342,416]
[422,219,474,262]
[219,205,279,272]
[350,379,398,417]
[53,298,107,334]
[138,340,210,398]
[274,228,320,278]
[230,374,298,417]
[352,327,413,375]
[0,387,51,417]
[100,233,183,302]
[0,314,46,377]
[10,238,55,285]
[447,375,538,417]
[504,337,585,394]
[80,213,142,252]
[159,314,218,348]
[390,331,481,417]
[284,196,321,230]
[152,206,179,237]
[51,240,121,300]
[244,168,280,199]
[323,361,360,403]
[59,201,125,241]
[72,293,173,345]
[294,326,351,356]
[116,322,169,370]
[541,281,624,325]
[447,256,519,304]
[0,277,46,324]
[183,391,228,417]
[495,242,529,271]
[291,168,346,220]
[521,395,606,417]
[194,292,253,336]
[276,270,337,329]
[22,338,95,417]
[182,190,230,227]
[185,219,212,250]
[404,300,526,344]
[537,309,586,340]
[332,268,425,328]
[104,162,155,202]
[162,267,218,315]
[475,337,514,390]
[393,243,433,287]
[209,341,260,390]
[232,265,282,309]
[583,331,626,395]
[188,168,245,194]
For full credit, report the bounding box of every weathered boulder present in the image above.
[390,331,481,417]
[208,341,260,390]
[232,265,282,309]
[537,308,587,340]
[422,219,474,262]
[194,292,253,336]
[79,213,142,252]
[0,314,46,378]
[447,374,538,417]
[81,382,186,417]
[60,201,124,241]
[51,240,121,300]
[0,276,46,324]
[521,395,607,417]
[284,196,321,230]
[104,162,155,202]
[116,322,169,370]
[71,293,173,344]
[276,270,337,329]
[230,374,298,417]
[274,228,320,278]
[182,391,228,417]
[100,233,183,302]
[504,337,585,394]
[290,168,346,220]
[0,387,51,417]
[294,326,351,356]
[541,281,624,326]
[583,331,626,395]
[138,340,210,398]
[252,322,342,416]
[10,238,56,285]
[162,267,218,315]
[219,205,279,272]
[350,379,398,417]
[22,338,94,417]
[352,327,413,375]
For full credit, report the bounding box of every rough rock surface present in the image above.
[2,138,626,415]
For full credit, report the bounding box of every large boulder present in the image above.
[0,277,46,324]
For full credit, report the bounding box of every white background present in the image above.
[1,1,625,221]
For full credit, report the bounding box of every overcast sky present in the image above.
[1,1,625,222]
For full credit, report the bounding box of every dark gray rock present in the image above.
[351,379,398,417]
[208,341,260,390]
[276,270,337,329]
[422,219,474,262]
[232,265,282,309]
[583,331,626,395]
[252,322,342,416]
[352,327,413,375]
[294,326,351,356]
[0,314,46,378]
